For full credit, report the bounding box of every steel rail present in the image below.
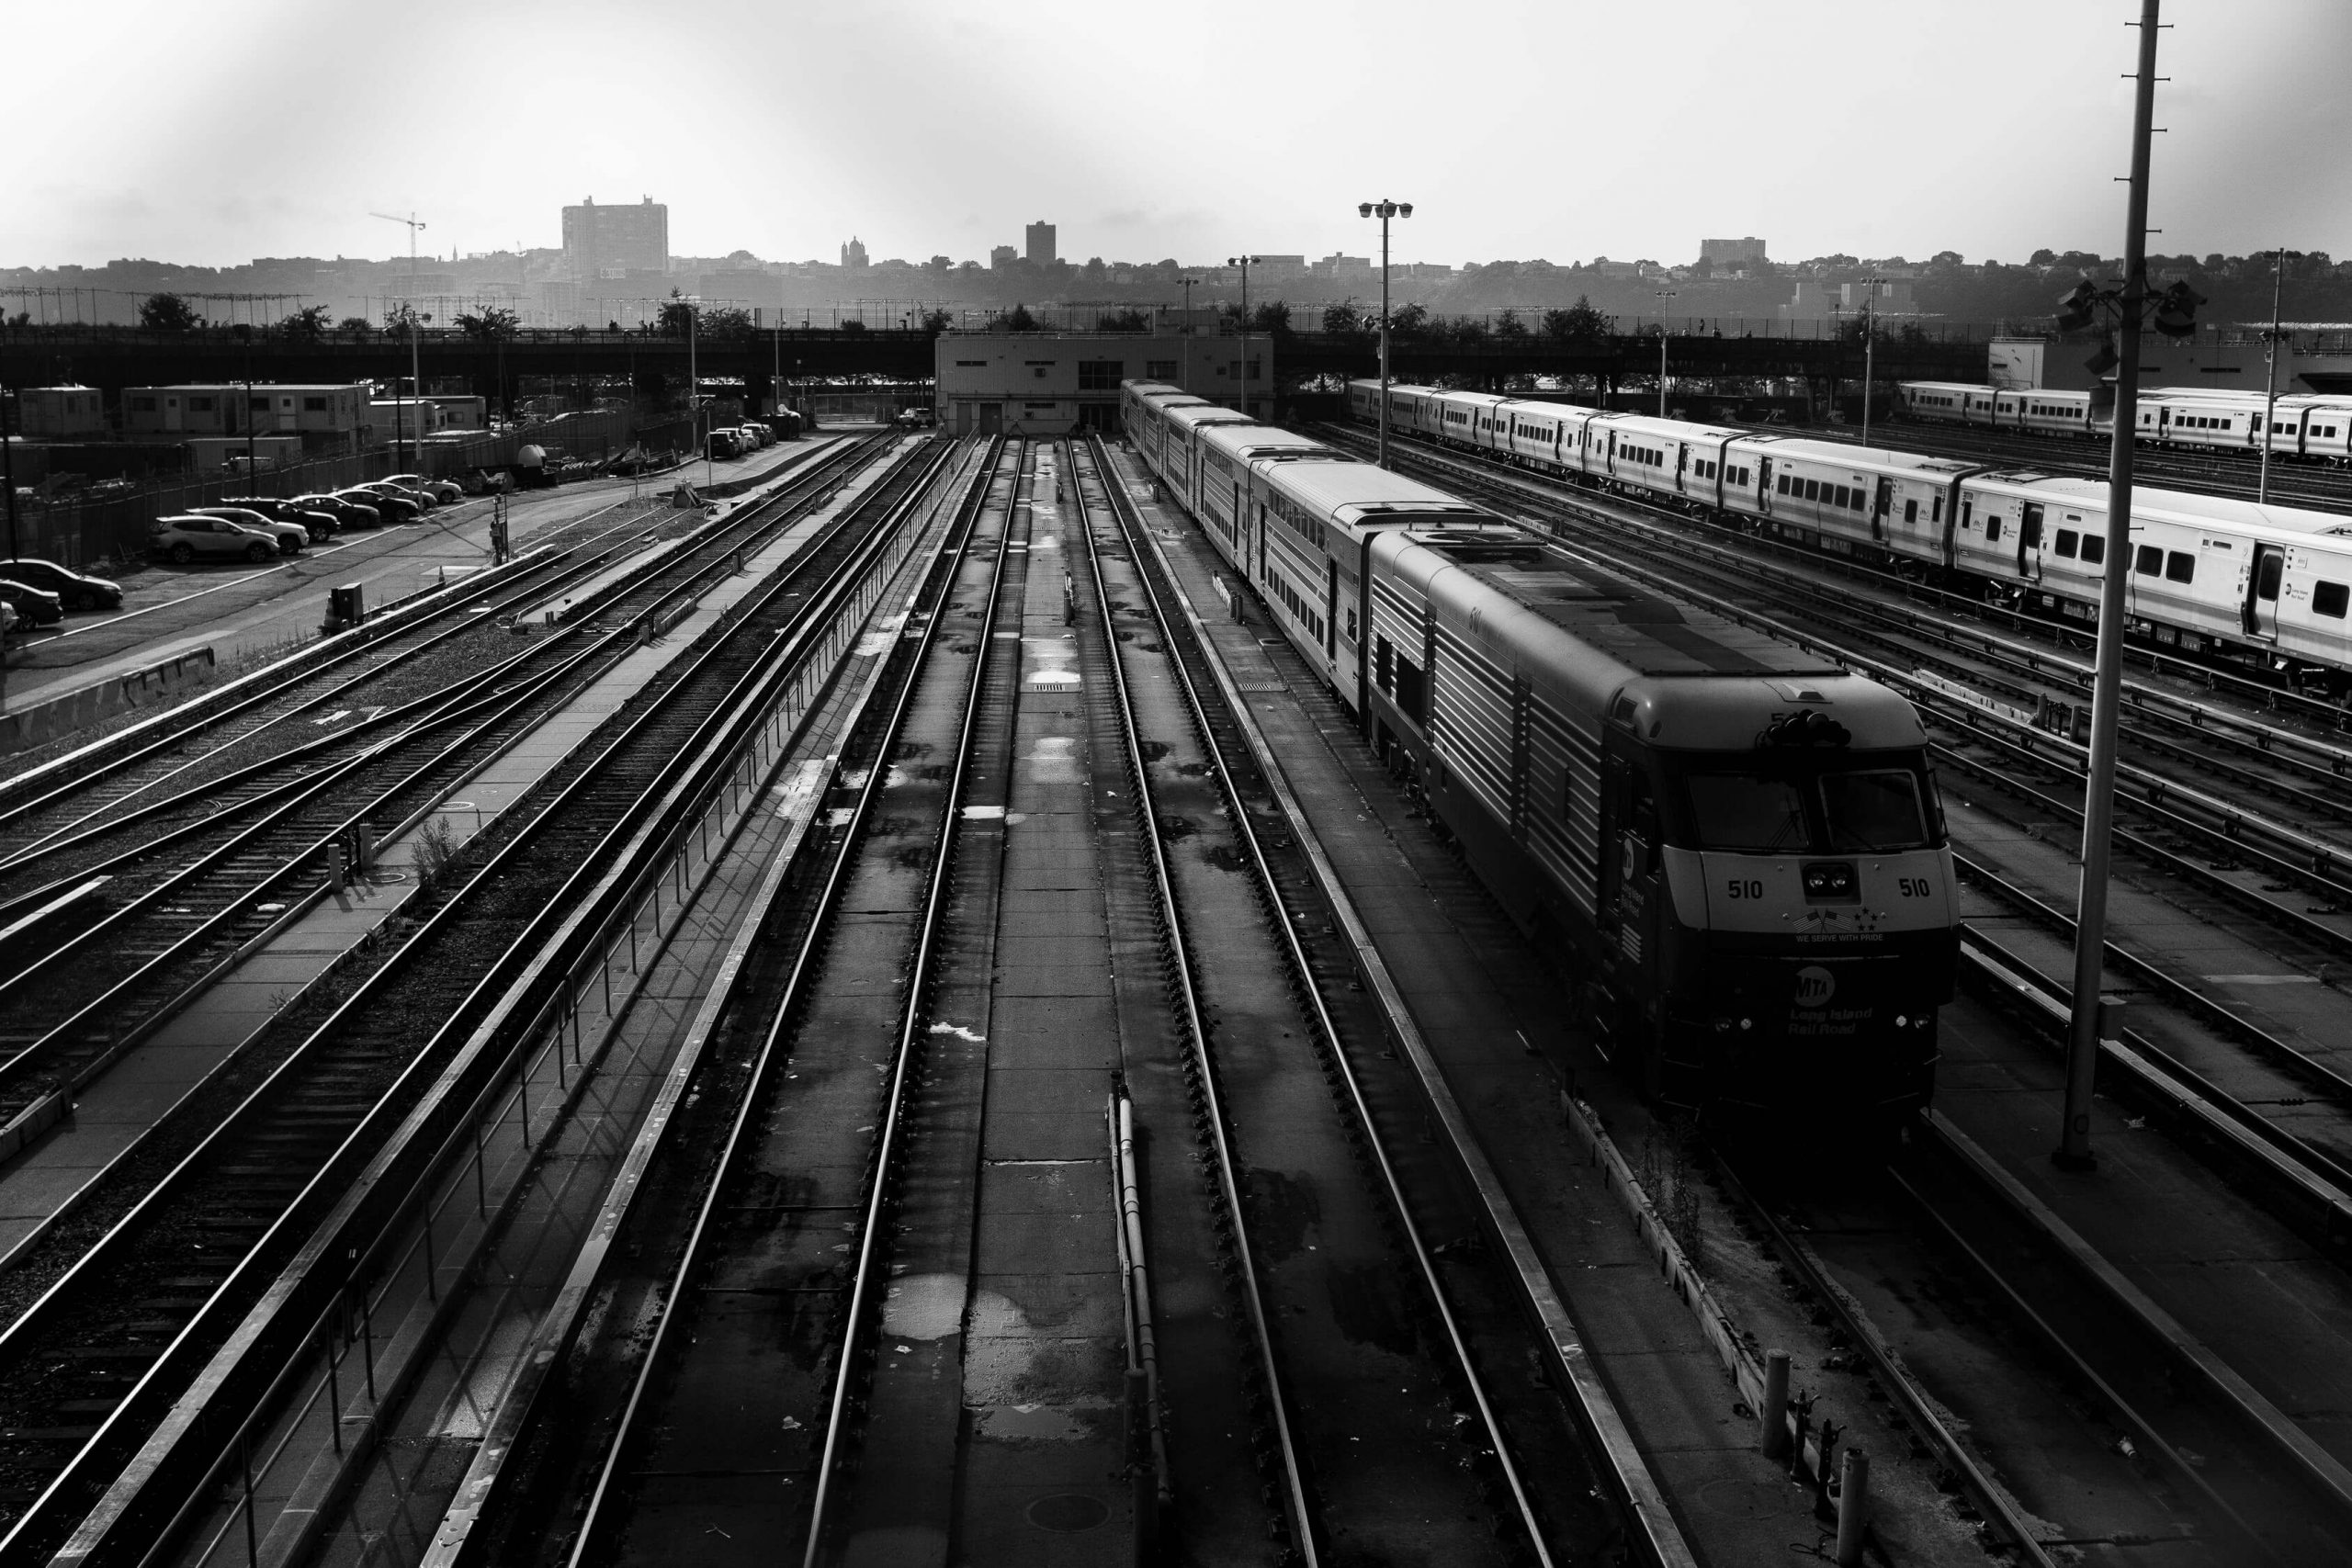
[553,436,1006,1568]
[1096,434,1700,1568]
[1706,1156,2064,1568]
[0,442,943,1564]
[1068,439,1328,1564]
[799,438,1029,1567]
[0,443,925,1141]
[0,433,888,852]
[0,434,891,900]
[126,435,980,1568]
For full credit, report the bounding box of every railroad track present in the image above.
[0,435,949,1562]
[0,434,883,860]
[430,433,1681,1568]
[0,436,912,1175]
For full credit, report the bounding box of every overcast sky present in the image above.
[8,0,2347,272]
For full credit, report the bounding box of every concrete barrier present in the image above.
[0,647,216,754]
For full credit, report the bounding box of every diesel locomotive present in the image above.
[1123,380,1957,1116]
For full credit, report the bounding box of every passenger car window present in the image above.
[1684,774,1810,852]
[2055,529,2079,558]
[2081,535,2107,565]
[2135,545,2164,576]
[2315,581,2350,619]
[2165,551,2196,583]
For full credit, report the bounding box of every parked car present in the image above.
[222,496,341,539]
[0,558,122,612]
[357,480,435,514]
[0,577,65,626]
[151,514,282,565]
[335,485,418,524]
[707,430,742,460]
[289,491,383,530]
[186,505,307,555]
[386,472,464,504]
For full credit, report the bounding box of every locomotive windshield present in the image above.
[1672,754,1937,855]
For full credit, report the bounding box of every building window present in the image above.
[956,359,989,367]
[1245,359,1261,380]
[1146,360,1178,379]
[188,397,215,412]
[130,397,157,412]
[1078,360,1123,391]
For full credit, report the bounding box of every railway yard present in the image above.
[0,398,2349,1568]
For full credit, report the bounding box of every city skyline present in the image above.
[7,0,2346,275]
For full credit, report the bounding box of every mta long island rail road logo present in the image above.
[1793,965,1838,1007]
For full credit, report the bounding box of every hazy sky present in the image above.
[9,0,2347,271]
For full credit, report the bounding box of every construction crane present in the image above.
[371,210,427,471]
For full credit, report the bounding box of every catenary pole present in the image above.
[2058,0,2163,1171]
[2260,247,2289,504]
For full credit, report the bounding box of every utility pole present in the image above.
[1227,255,1260,416]
[1858,276,1886,448]
[2259,247,2298,504]
[2058,0,2165,1172]
[0,327,18,562]
[1360,199,1412,468]
[1179,276,1197,333]
[1654,289,1678,417]
[371,210,427,473]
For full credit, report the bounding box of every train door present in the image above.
[1758,456,1776,517]
[1870,476,1893,543]
[1605,429,1619,479]
[1674,445,1690,495]
[2245,544,2286,639]
[1324,558,1340,660]
[2018,502,2045,581]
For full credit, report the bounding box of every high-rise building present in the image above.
[562,197,669,281]
[840,236,869,269]
[1700,236,1770,267]
[1024,221,1056,265]
[990,244,1019,270]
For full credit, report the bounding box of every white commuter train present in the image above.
[1898,378,2352,464]
[1348,378,2352,683]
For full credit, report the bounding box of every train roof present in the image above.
[1602,412,1747,445]
[1200,423,1337,462]
[1738,436,1979,477]
[1261,457,1487,525]
[1375,526,1922,748]
[1377,525,1843,680]
[1164,404,1253,434]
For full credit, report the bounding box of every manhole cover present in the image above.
[1026,1494,1109,1533]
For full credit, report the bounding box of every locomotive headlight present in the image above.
[1895,1014,1907,1029]
[1738,1017,1754,1032]
[1713,1018,1732,1033]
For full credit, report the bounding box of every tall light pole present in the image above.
[1359,199,1412,468]
[688,298,710,487]
[2259,248,2301,504]
[1227,255,1260,415]
[2058,0,2165,1172]
[1653,289,1678,416]
[1857,276,1886,448]
[1179,276,1198,333]
[370,211,427,473]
